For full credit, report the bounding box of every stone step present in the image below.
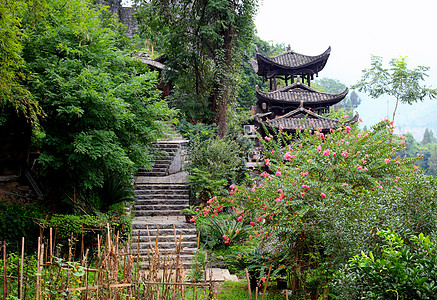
[132,217,194,230]
[136,184,188,190]
[135,210,188,217]
[134,203,189,209]
[135,200,189,206]
[137,171,168,176]
[135,194,189,200]
[135,187,190,195]
[133,241,198,250]
[133,228,197,236]
[133,235,198,243]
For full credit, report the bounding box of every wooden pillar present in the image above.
[308,74,311,87]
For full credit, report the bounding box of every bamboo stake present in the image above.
[36,237,41,300]
[203,252,207,300]
[19,237,24,300]
[3,242,7,300]
[255,286,258,300]
[245,269,252,300]
[286,289,289,300]
[261,264,272,300]
[49,228,53,264]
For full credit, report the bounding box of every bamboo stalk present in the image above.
[49,228,53,264]
[255,286,258,300]
[36,237,40,300]
[19,237,24,300]
[246,269,252,300]
[3,242,7,300]
[261,264,272,300]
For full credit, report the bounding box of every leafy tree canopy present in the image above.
[21,0,174,210]
[353,55,437,121]
[135,0,258,136]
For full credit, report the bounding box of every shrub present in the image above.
[334,229,437,299]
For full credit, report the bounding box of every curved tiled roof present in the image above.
[256,82,348,106]
[254,47,331,77]
[258,104,359,132]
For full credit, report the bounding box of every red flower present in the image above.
[320,193,326,198]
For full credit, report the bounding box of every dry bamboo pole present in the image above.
[193,232,200,296]
[203,252,207,300]
[3,242,7,300]
[19,237,24,300]
[83,248,89,300]
[36,237,41,300]
[286,289,289,300]
[255,286,258,300]
[49,228,53,264]
[246,269,252,300]
[261,264,272,300]
[97,234,101,257]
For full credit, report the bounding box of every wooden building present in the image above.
[251,47,358,134]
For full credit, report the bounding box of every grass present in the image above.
[213,280,288,300]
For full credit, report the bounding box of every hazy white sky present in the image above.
[254,0,437,86]
[254,0,437,136]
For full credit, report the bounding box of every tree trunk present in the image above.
[210,26,234,138]
[392,96,399,122]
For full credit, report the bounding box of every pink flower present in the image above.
[356,164,362,170]
[342,150,349,158]
[283,152,293,161]
[264,136,271,141]
[235,230,239,234]
[265,159,271,166]
[333,152,337,157]
[342,183,349,187]
[298,143,303,148]
[222,235,230,244]
[384,158,391,164]
[363,167,368,171]
[260,277,266,282]
[357,134,362,138]
[320,133,325,139]
[359,117,363,122]
[320,193,326,198]
[238,216,243,222]
[413,165,418,171]
[275,170,281,176]
[300,192,305,196]
[258,216,263,222]
[345,126,351,133]
[261,171,267,178]
[323,149,330,156]
[342,115,349,119]
[317,145,322,151]
[250,221,254,227]
[394,176,400,183]
[229,184,235,190]
[254,232,259,236]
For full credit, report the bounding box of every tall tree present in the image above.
[421,128,436,145]
[353,55,437,122]
[136,0,257,136]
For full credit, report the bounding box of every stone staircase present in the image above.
[132,137,197,267]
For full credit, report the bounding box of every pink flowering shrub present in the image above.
[196,117,437,297]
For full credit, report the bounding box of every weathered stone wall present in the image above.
[119,7,139,37]
[94,0,139,37]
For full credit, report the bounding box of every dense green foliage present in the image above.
[136,0,257,136]
[336,229,437,299]
[19,0,174,210]
[353,55,437,121]
[0,0,39,123]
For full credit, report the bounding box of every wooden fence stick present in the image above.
[246,269,252,300]
[19,237,24,300]
[3,242,7,300]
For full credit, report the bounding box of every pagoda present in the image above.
[251,46,358,134]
